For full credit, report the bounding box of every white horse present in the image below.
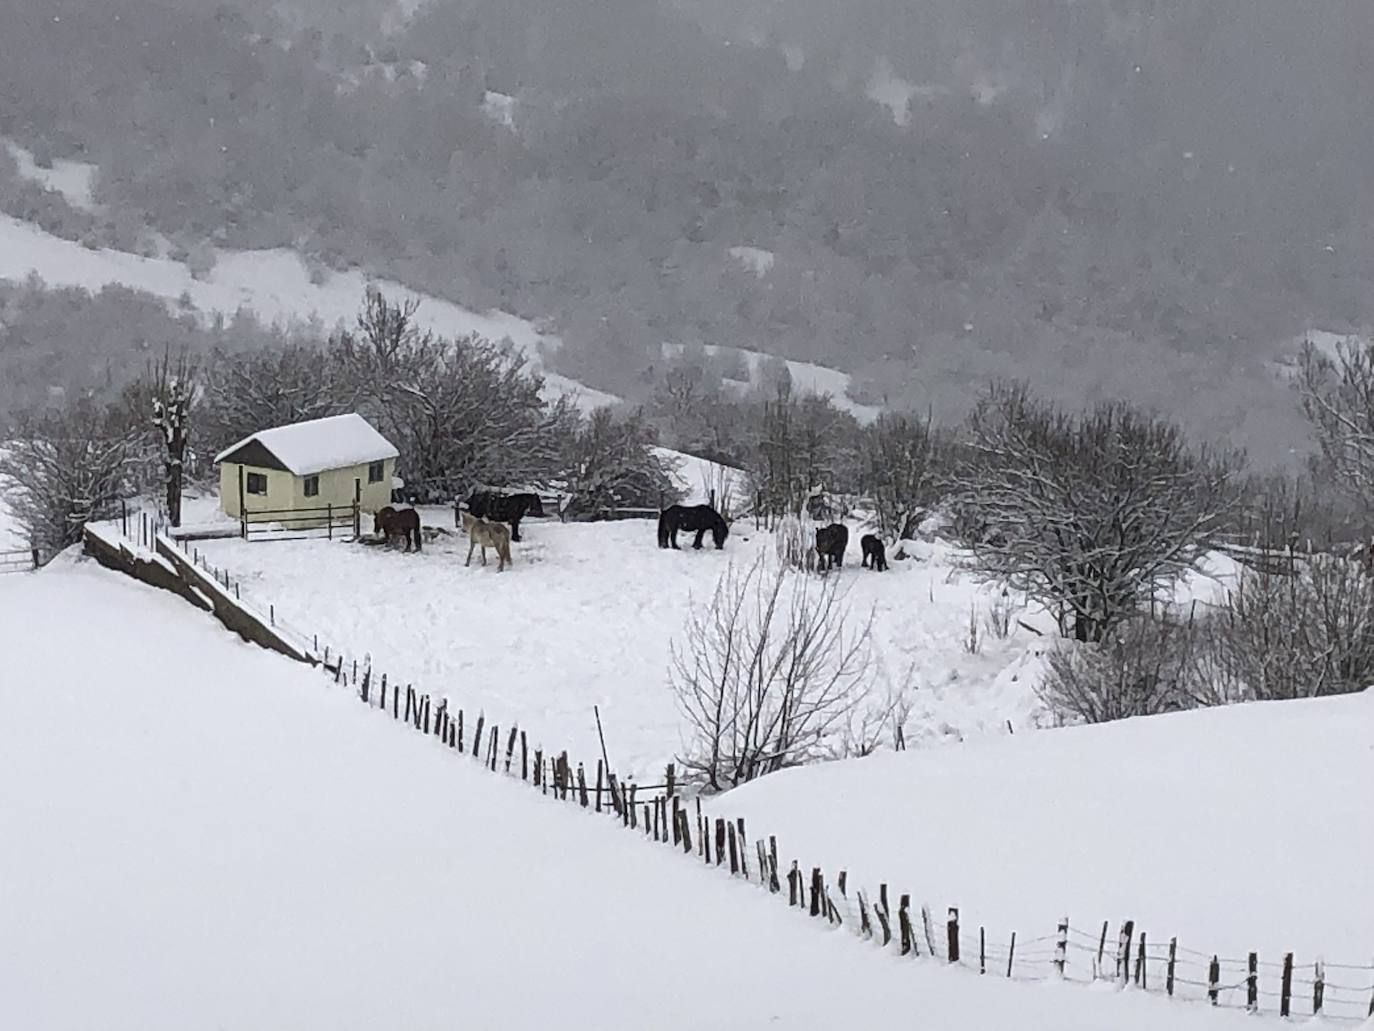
[460,509,512,572]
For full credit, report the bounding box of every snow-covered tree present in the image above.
[1297,337,1374,509]
[146,350,195,527]
[563,406,679,517]
[199,343,345,456]
[0,399,137,553]
[950,383,1242,643]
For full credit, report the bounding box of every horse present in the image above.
[463,489,545,542]
[814,523,848,571]
[373,506,422,552]
[657,504,729,550]
[460,509,512,572]
[860,533,888,572]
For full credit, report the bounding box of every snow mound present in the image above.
[0,558,1284,1030]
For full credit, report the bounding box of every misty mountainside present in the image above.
[1,0,1368,460]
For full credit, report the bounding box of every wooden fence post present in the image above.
[679,806,692,854]
[379,673,387,710]
[1313,960,1325,1015]
[1117,920,1135,986]
[1208,956,1220,1005]
[898,896,913,955]
[1246,952,1258,1013]
[520,731,527,779]
[594,760,602,808]
[1054,918,1069,977]
[788,862,800,907]
[727,821,739,874]
[714,819,725,866]
[809,868,822,917]
[768,837,780,893]
[921,904,936,956]
[1166,938,1177,997]
[1007,932,1017,978]
[1097,920,1109,979]
[980,927,986,974]
[360,668,370,704]
[577,763,588,806]
[473,715,484,759]
[665,763,675,798]
[505,727,518,772]
[1136,931,1147,989]
[1279,953,1293,1017]
[947,908,960,964]
[455,709,463,749]
[875,892,892,947]
[736,818,748,878]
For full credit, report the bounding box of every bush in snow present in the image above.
[949,382,1243,644]
[0,398,138,553]
[1205,554,1374,700]
[670,555,886,791]
[856,411,946,540]
[1037,611,1204,724]
[774,514,816,573]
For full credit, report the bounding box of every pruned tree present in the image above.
[563,406,679,517]
[858,410,944,540]
[670,555,883,791]
[146,349,195,527]
[0,399,137,553]
[950,383,1242,643]
[1297,337,1374,509]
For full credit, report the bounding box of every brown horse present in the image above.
[374,506,422,552]
[460,509,512,572]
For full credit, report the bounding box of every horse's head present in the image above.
[373,507,390,535]
[459,509,477,534]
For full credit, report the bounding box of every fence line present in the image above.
[98,512,1374,1024]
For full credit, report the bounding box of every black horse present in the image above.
[461,490,545,542]
[860,534,888,572]
[815,523,849,570]
[658,504,729,550]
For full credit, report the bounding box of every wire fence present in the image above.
[88,512,1374,1024]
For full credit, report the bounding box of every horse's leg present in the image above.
[510,517,521,543]
[466,540,475,567]
[693,528,705,549]
[481,544,488,566]
[670,527,679,550]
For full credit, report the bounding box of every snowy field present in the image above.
[709,693,1374,987]
[0,557,1307,1030]
[196,516,1053,779]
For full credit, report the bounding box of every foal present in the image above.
[460,509,513,572]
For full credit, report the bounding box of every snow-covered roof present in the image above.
[214,413,398,477]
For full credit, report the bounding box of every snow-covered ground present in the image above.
[0,556,1308,1029]
[194,517,1052,779]
[2,138,98,211]
[708,691,1374,1003]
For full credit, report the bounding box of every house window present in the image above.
[303,475,320,498]
[246,472,268,495]
[368,460,385,483]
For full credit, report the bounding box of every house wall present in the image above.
[218,459,395,523]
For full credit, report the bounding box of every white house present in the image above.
[214,413,399,523]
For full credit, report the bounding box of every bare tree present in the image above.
[670,555,881,791]
[0,399,137,553]
[198,342,345,456]
[858,410,944,540]
[950,383,1242,643]
[1297,338,1374,508]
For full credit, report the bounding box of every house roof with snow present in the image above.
[213,413,398,477]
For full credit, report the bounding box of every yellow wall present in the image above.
[219,458,395,527]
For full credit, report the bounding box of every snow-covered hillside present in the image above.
[709,691,1374,980]
[0,557,1305,1029]
[0,213,618,412]
[194,516,1052,779]
[661,341,882,423]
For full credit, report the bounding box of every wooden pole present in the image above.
[1247,952,1258,1013]
[594,704,612,782]
[1166,938,1177,996]
[1136,931,1147,988]
[714,819,725,866]
[594,760,602,809]
[1007,932,1017,978]
[1279,953,1293,1018]
[1097,920,1109,978]
[505,726,518,772]
[521,731,528,779]
[726,826,739,874]
[980,927,986,974]
[1314,960,1325,1015]
[1208,956,1220,1005]
[898,896,913,955]
[1054,918,1069,977]
[947,908,961,964]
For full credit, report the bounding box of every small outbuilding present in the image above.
[214,413,399,523]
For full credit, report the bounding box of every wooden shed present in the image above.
[214,413,399,525]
